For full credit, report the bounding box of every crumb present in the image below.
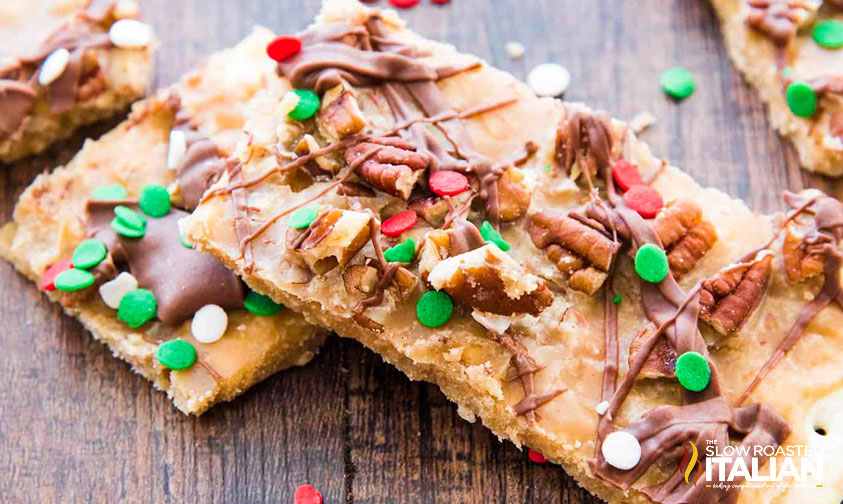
[505,41,525,60]
[629,111,656,134]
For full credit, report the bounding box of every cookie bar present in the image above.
[0,29,326,415]
[708,0,843,175]
[0,0,154,163]
[185,0,843,501]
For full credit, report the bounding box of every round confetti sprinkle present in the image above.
[91,184,127,200]
[429,170,469,196]
[612,159,644,192]
[660,67,696,100]
[786,81,817,118]
[287,89,320,121]
[527,62,571,97]
[479,221,510,251]
[108,19,152,49]
[287,205,319,229]
[191,304,228,344]
[179,233,194,249]
[388,0,420,7]
[244,290,282,316]
[416,290,453,328]
[601,431,642,470]
[157,339,197,371]
[623,185,663,219]
[139,184,171,217]
[38,48,70,86]
[384,238,416,263]
[266,35,302,62]
[72,239,107,269]
[675,351,711,392]
[117,288,157,328]
[39,259,73,291]
[294,484,323,504]
[612,295,622,304]
[813,20,843,49]
[114,205,146,230]
[111,218,145,238]
[528,449,549,464]
[99,272,138,309]
[381,210,417,236]
[634,243,669,284]
[54,268,95,292]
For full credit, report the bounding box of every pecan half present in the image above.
[526,211,619,295]
[654,200,718,278]
[629,325,676,380]
[745,0,820,45]
[555,107,614,179]
[344,137,430,200]
[317,85,367,141]
[783,225,826,283]
[427,243,553,315]
[286,208,371,274]
[700,251,773,335]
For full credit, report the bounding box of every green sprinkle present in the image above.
[287,205,319,229]
[675,351,711,392]
[114,205,146,230]
[479,221,510,251]
[544,165,552,173]
[634,243,669,283]
[613,295,622,304]
[111,218,145,238]
[384,238,416,263]
[71,239,107,270]
[244,290,282,316]
[139,184,171,218]
[660,66,696,100]
[812,20,843,49]
[287,89,321,121]
[179,233,194,249]
[91,184,127,200]
[786,81,817,118]
[117,288,157,328]
[54,268,95,291]
[157,340,197,371]
[416,290,453,328]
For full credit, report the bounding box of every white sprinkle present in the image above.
[109,19,152,49]
[595,401,609,415]
[167,130,186,170]
[99,272,138,309]
[505,41,525,60]
[601,431,642,470]
[280,90,301,116]
[527,63,570,97]
[191,304,228,344]
[471,310,512,335]
[38,48,70,86]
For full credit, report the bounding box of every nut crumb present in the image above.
[505,41,525,60]
[629,111,656,134]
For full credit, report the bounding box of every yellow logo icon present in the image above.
[680,441,702,485]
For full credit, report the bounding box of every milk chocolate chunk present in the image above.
[653,199,718,278]
[700,251,774,335]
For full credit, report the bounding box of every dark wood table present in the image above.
[2,1,840,502]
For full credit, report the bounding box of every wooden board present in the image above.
[2,0,840,502]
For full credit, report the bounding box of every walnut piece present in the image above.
[345,137,429,200]
[782,225,826,283]
[699,251,773,335]
[427,244,553,316]
[318,85,367,141]
[526,211,619,295]
[654,200,718,278]
[287,208,371,274]
[629,325,677,380]
[745,0,821,45]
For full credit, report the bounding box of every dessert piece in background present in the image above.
[185,1,843,501]
[0,29,326,415]
[708,0,843,174]
[0,0,154,163]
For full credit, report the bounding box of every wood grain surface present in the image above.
[2,1,840,503]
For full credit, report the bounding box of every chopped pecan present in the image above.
[418,219,486,280]
[653,200,718,278]
[317,85,367,140]
[286,208,371,274]
[343,264,379,295]
[782,225,826,283]
[409,192,472,227]
[526,211,619,295]
[295,134,341,176]
[745,0,820,45]
[699,251,773,335]
[555,107,614,179]
[338,181,376,198]
[427,243,553,315]
[629,325,676,380]
[344,137,430,200]
[492,166,531,222]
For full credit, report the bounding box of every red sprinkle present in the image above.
[429,170,469,196]
[388,0,420,7]
[528,449,549,463]
[39,259,73,291]
[294,484,322,504]
[381,210,418,236]
[266,36,302,62]
[623,185,664,219]
[612,159,643,192]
